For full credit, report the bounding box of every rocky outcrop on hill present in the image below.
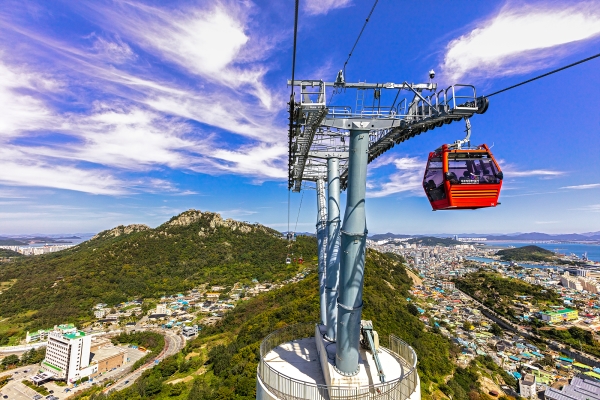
[92,224,151,240]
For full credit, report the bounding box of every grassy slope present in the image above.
[0,210,317,331]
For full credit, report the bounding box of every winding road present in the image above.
[104,330,185,394]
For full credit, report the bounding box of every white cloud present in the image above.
[0,148,126,195]
[209,143,288,179]
[561,183,600,189]
[503,167,564,178]
[367,156,425,198]
[0,1,296,198]
[571,204,600,212]
[442,3,600,82]
[0,60,57,137]
[92,2,275,108]
[305,0,352,16]
[91,35,136,64]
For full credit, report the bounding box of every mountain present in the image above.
[369,232,600,241]
[404,236,462,246]
[485,232,600,241]
[369,232,414,241]
[0,210,317,331]
[0,239,27,246]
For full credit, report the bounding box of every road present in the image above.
[104,330,185,393]
[0,343,47,356]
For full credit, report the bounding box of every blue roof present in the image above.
[513,371,522,379]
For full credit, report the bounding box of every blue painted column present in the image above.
[316,178,328,325]
[325,157,341,341]
[335,123,369,375]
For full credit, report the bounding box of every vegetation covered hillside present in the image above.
[0,248,23,258]
[496,245,554,262]
[77,250,456,400]
[0,210,316,331]
[456,271,561,321]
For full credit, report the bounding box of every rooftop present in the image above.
[63,330,86,339]
[544,308,576,315]
[91,345,126,363]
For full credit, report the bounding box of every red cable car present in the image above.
[423,143,503,210]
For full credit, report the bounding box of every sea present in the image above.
[483,241,600,263]
[466,241,600,268]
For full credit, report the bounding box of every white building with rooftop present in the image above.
[40,325,96,382]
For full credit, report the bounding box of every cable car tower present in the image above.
[256,73,489,400]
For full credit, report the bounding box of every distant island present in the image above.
[496,245,555,262]
[0,235,80,246]
[404,236,462,247]
[368,231,600,243]
[374,236,462,247]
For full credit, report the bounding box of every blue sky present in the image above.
[1,0,599,235]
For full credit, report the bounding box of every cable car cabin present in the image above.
[423,144,503,210]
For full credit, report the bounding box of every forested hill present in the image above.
[496,245,555,262]
[0,210,316,330]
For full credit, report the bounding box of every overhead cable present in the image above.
[294,189,304,234]
[342,0,379,77]
[486,51,600,98]
[288,0,300,233]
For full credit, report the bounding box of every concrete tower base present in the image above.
[256,323,421,400]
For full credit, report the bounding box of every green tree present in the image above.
[407,303,419,316]
[1,355,19,368]
[490,323,503,336]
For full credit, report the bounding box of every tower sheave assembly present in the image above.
[256,77,489,400]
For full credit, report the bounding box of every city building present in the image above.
[442,282,455,291]
[544,375,600,400]
[94,309,106,319]
[26,328,51,343]
[156,303,168,315]
[41,325,96,382]
[540,308,579,324]
[90,340,126,374]
[561,274,583,291]
[579,278,600,294]
[182,325,199,337]
[519,373,536,399]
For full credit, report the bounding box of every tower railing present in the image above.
[257,323,419,400]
